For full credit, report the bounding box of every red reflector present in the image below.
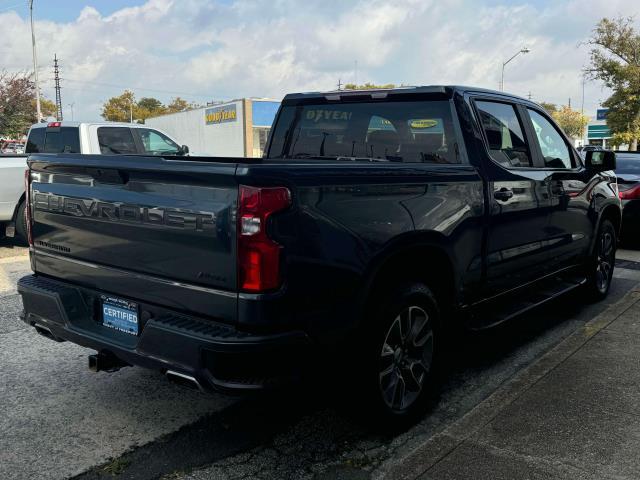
[237,185,291,292]
[47,122,61,128]
[619,184,640,200]
[24,169,33,247]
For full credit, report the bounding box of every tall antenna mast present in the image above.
[54,54,63,121]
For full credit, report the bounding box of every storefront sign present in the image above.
[205,104,237,125]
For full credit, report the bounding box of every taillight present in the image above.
[24,169,33,247]
[47,122,61,128]
[237,185,291,292]
[619,184,640,200]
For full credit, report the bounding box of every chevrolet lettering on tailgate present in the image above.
[33,192,216,231]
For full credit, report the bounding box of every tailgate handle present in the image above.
[86,168,129,184]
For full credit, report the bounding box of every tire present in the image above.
[359,282,440,430]
[585,219,616,300]
[14,200,28,245]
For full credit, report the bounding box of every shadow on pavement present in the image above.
[71,278,637,480]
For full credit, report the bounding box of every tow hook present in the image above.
[88,352,130,373]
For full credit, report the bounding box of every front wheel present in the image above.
[585,219,616,300]
[360,283,440,429]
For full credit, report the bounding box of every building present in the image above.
[584,108,612,148]
[146,98,280,157]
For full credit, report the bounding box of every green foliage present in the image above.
[539,102,558,115]
[101,90,137,122]
[588,17,640,149]
[343,83,396,90]
[0,70,56,138]
[538,102,589,138]
[101,92,197,123]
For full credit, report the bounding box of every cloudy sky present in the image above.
[0,0,637,122]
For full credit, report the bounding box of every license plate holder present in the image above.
[101,295,139,336]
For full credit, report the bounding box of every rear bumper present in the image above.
[17,274,311,393]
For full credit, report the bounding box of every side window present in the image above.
[97,127,138,155]
[527,109,573,169]
[26,128,45,153]
[134,128,180,155]
[476,101,531,168]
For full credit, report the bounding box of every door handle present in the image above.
[494,188,514,201]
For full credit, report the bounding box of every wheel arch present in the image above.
[11,192,26,222]
[355,233,459,330]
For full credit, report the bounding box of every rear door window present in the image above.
[26,128,45,153]
[476,101,531,168]
[97,127,138,155]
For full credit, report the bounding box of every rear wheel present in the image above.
[585,219,616,299]
[14,200,28,245]
[360,283,440,429]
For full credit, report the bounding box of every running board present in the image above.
[468,275,587,330]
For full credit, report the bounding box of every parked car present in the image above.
[0,155,28,240]
[1,142,25,154]
[615,151,640,243]
[1,122,191,242]
[18,86,620,426]
[25,121,190,156]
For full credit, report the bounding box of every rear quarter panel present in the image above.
[238,162,485,337]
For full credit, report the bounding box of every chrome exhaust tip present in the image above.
[165,370,203,391]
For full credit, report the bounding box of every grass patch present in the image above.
[101,457,131,476]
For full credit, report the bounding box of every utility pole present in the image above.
[67,102,75,121]
[337,78,342,91]
[29,0,42,122]
[53,54,63,121]
[527,91,532,101]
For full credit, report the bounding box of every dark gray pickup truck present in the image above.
[18,86,620,425]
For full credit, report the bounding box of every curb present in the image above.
[374,286,640,480]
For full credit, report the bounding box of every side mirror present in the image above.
[585,149,616,172]
[178,144,189,156]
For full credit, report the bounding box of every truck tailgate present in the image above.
[28,154,239,322]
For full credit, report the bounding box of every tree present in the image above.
[101,92,196,122]
[539,102,558,115]
[553,105,589,139]
[587,17,640,150]
[101,90,136,122]
[166,97,194,113]
[38,98,57,120]
[343,83,396,90]
[135,96,166,121]
[538,102,589,139]
[0,70,56,138]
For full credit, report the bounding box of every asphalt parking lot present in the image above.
[2,239,640,480]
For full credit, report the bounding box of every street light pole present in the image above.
[68,102,75,121]
[29,0,42,123]
[500,47,530,92]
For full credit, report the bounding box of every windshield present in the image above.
[616,155,640,174]
[267,100,460,163]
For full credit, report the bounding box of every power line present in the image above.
[62,77,215,98]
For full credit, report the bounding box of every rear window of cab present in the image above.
[267,100,461,164]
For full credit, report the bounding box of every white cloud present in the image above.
[0,0,638,121]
